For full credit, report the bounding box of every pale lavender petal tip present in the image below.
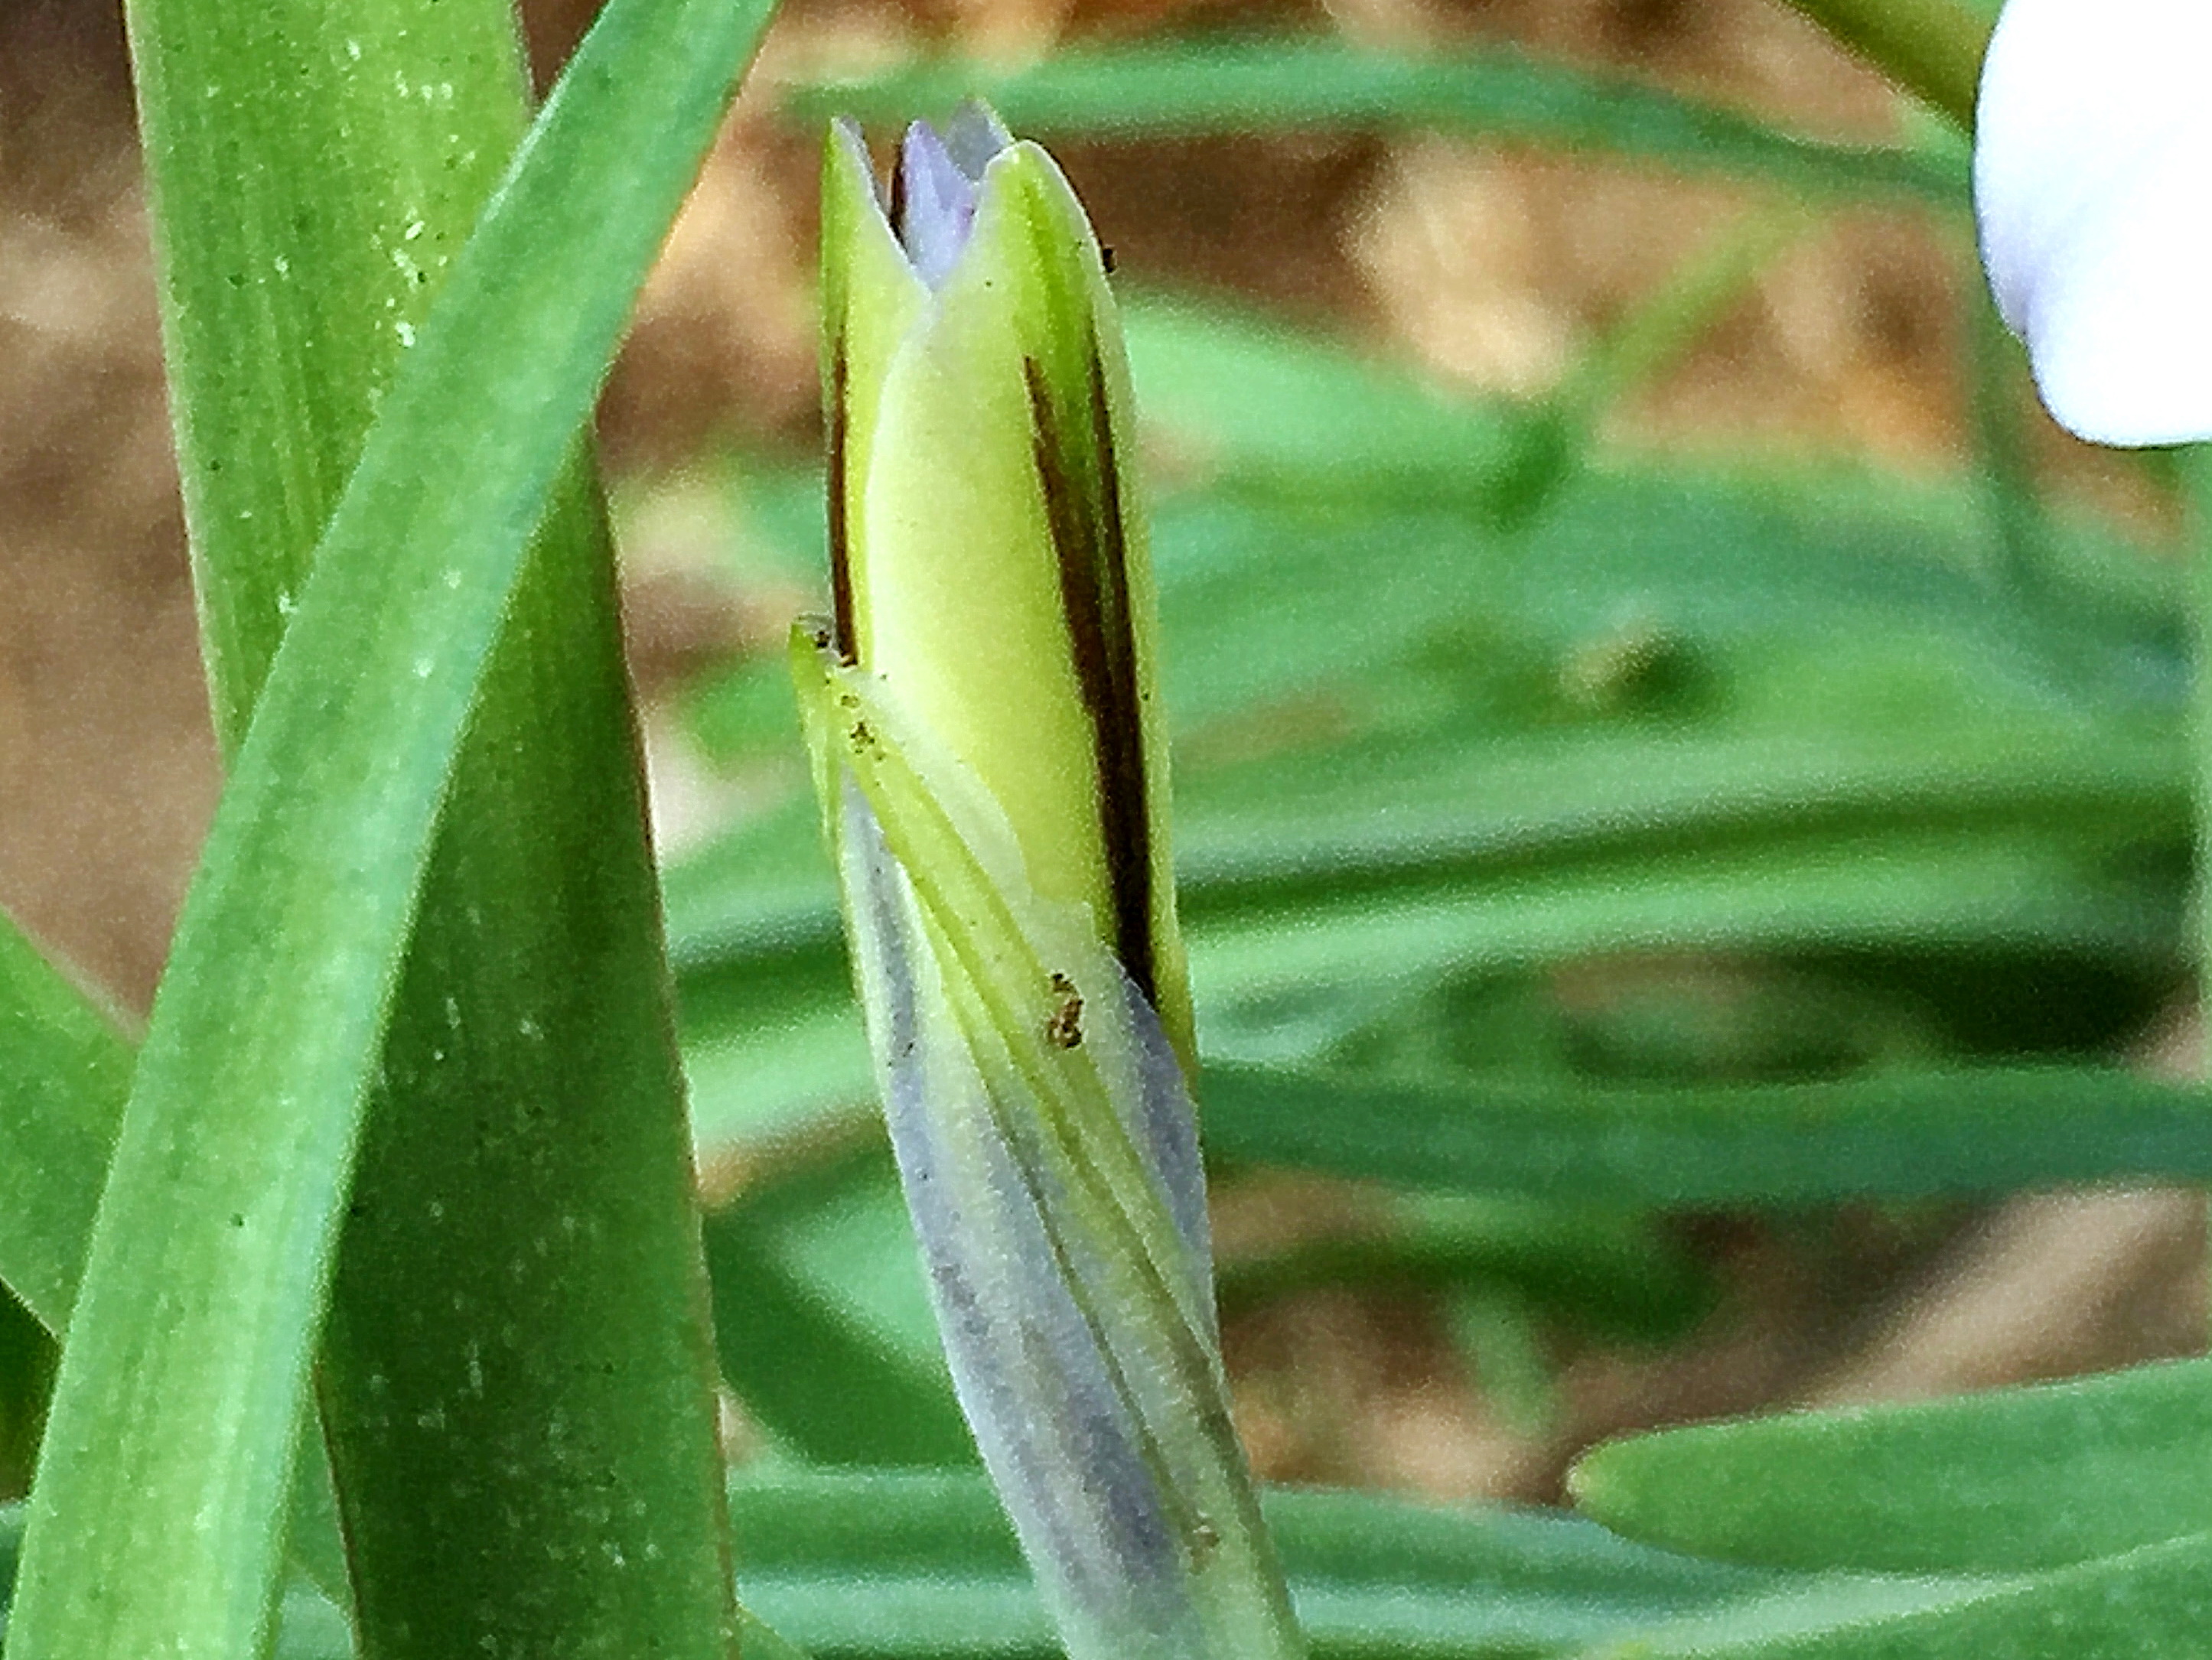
[893,105,1014,289]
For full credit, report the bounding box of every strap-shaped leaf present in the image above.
[4,0,776,1649]
[1574,1357,2212,1574]
[786,41,1967,207]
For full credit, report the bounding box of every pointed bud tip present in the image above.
[889,102,1017,289]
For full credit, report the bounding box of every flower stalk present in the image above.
[794,109,1305,1660]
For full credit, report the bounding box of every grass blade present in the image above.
[785,41,1967,208]
[1201,1063,2212,1204]
[0,923,355,1608]
[703,1151,977,1467]
[1637,1534,2212,1660]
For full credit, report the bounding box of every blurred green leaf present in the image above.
[1572,1358,2212,1574]
[7,0,776,1649]
[1204,1063,2212,1204]
[723,1469,1989,1658]
[1629,1533,2212,1659]
[0,1284,54,1502]
[1219,1193,1715,1346]
[0,919,129,1334]
[786,40,1966,207]
[705,1151,975,1467]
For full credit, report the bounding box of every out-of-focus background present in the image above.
[2,0,2198,1507]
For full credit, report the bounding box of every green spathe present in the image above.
[821,114,1194,1069]
[801,112,1301,1660]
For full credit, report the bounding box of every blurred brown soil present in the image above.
[1,0,2198,1508]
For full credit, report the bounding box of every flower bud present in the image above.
[818,106,1194,1067]
[1976,0,2212,445]
[794,109,1303,1660]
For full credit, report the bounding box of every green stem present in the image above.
[2188,448,2212,1030]
[119,0,735,1652]
[1780,0,1993,131]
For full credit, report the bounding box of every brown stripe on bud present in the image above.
[826,328,858,664]
[1023,344,1156,1007]
[888,143,910,253]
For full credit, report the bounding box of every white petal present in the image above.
[1975,0,2212,446]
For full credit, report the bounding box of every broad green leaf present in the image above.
[125,0,751,1649]
[1572,1358,2212,1575]
[7,0,776,1651]
[785,41,1966,208]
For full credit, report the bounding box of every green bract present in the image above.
[794,111,1304,1660]
[818,107,1194,1067]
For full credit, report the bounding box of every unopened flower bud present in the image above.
[793,109,1303,1660]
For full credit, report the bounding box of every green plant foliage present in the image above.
[10,0,2211,1652]
[1624,1535,2212,1660]
[704,1149,976,1467]
[666,298,2190,1193]
[1199,1064,2212,1203]
[0,922,353,1605]
[718,1470,1996,1658]
[1574,1359,2212,1574]
[785,41,1966,207]
[649,180,2212,1660]
[5,0,779,1651]
[118,0,758,1650]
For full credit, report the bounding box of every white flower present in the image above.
[1975,0,2212,446]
